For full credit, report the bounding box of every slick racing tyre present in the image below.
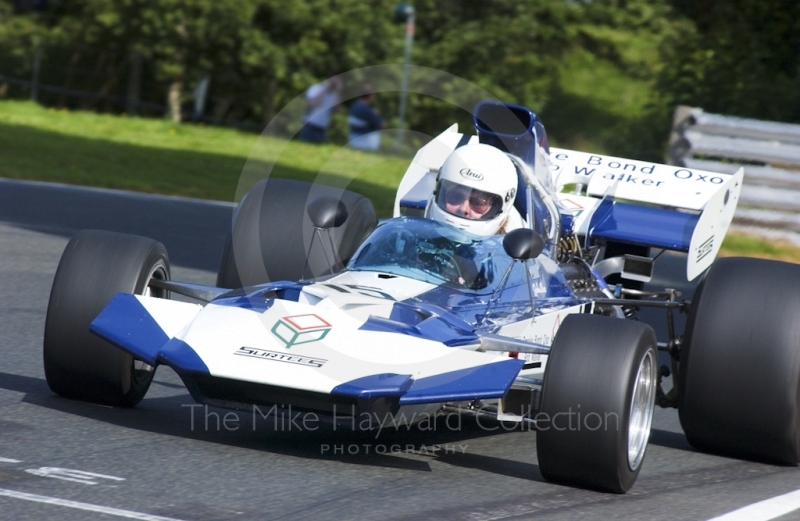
[43,230,170,407]
[217,179,377,288]
[678,257,800,464]
[537,314,658,493]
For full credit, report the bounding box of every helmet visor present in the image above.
[436,180,503,221]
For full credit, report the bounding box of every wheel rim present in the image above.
[142,263,168,299]
[132,262,168,384]
[628,349,656,471]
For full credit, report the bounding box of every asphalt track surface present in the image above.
[1,178,799,521]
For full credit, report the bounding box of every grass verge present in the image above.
[720,232,800,264]
[0,100,409,217]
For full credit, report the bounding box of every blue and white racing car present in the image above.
[43,101,800,493]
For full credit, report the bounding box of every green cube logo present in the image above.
[271,314,332,348]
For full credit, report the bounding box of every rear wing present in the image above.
[551,148,743,281]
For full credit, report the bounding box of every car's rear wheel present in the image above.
[678,257,800,464]
[43,230,169,407]
[537,314,657,493]
[217,179,377,288]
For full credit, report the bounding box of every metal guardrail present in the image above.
[669,106,800,245]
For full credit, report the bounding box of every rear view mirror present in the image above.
[503,228,544,260]
[307,196,348,229]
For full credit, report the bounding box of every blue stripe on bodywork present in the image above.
[212,295,276,313]
[399,173,436,213]
[405,284,578,328]
[361,301,479,347]
[156,338,210,374]
[399,197,427,211]
[398,301,475,335]
[361,316,419,336]
[331,373,414,400]
[399,358,524,405]
[212,281,304,312]
[559,210,574,236]
[588,200,699,251]
[89,293,169,366]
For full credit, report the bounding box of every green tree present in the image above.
[0,1,48,88]
[396,0,578,139]
[18,0,277,121]
[659,0,800,122]
[118,0,270,122]
[250,0,400,135]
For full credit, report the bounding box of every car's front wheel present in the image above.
[537,313,657,493]
[43,230,170,407]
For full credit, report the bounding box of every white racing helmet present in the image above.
[428,143,518,237]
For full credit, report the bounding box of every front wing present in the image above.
[90,293,524,413]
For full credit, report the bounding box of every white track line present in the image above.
[25,467,126,485]
[0,457,21,463]
[708,489,800,521]
[0,488,186,521]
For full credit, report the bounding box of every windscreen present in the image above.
[348,217,524,292]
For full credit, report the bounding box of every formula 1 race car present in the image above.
[43,101,800,493]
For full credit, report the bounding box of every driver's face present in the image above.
[444,185,493,219]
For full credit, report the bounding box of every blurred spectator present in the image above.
[348,85,386,151]
[299,77,342,143]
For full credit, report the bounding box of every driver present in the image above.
[427,143,525,237]
[422,144,526,288]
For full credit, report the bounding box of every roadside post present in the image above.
[393,3,415,153]
[30,39,41,103]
